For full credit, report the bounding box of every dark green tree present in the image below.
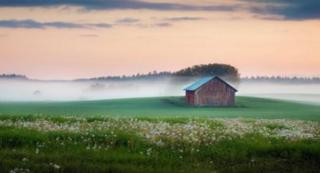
[174,63,240,82]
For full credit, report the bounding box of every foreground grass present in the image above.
[1,96,320,120]
[0,116,319,173]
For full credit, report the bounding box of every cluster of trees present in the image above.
[3,64,320,84]
[77,71,172,81]
[0,74,28,80]
[0,63,241,82]
[242,76,320,84]
[78,63,240,82]
[174,63,240,82]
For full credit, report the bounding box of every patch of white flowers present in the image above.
[9,168,30,173]
[0,118,319,146]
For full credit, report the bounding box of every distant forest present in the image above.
[76,63,240,82]
[0,74,28,80]
[1,63,320,84]
[242,76,320,84]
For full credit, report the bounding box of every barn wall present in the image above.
[186,91,195,105]
[194,79,235,106]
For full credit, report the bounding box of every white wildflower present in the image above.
[22,157,28,162]
[53,164,60,169]
[35,148,39,154]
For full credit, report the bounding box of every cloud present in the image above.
[0,0,318,21]
[164,17,206,22]
[242,0,320,20]
[89,23,113,28]
[115,18,140,24]
[142,16,206,28]
[0,19,45,29]
[0,0,237,12]
[154,22,172,27]
[0,19,112,29]
[0,18,203,30]
[42,22,85,28]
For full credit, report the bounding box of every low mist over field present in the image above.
[1,79,320,104]
[0,78,181,101]
[239,82,320,104]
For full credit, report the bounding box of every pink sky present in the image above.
[0,1,319,79]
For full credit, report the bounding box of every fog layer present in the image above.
[1,79,320,104]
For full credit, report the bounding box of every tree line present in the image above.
[0,74,28,80]
[77,63,240,82]
[242,76,320,84]
[2,63,320,84]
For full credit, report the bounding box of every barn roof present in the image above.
[184,76,238,92]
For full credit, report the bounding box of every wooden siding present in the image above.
[186,78,236,106]
[186,91,195,105]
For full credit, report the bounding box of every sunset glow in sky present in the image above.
[0,0,319,79]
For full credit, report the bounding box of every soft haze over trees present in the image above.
[0,74,28,80]
[1,64,320,84]
[78,63,240,82]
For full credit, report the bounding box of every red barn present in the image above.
[184,76,237,106]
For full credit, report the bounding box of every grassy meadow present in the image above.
[0,96,320,120]
[0,96,320,173]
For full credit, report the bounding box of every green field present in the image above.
[0,96,320,120]
[1,96,320,173]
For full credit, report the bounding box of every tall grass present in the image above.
[0,117,319,173]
